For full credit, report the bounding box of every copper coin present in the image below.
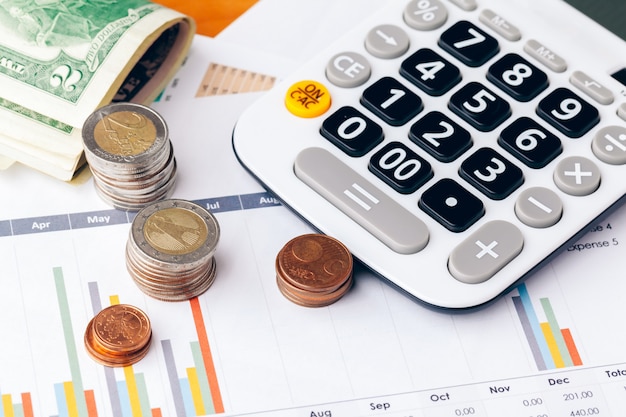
[84,319,151,367]
[92,304,151,352]
[276,273,353,308]
[84,304,152,367]
[276,234,352,293]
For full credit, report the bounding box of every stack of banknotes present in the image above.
[0,0,195,180]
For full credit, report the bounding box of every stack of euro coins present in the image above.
[126,199,220,301]
[84,304,152,367]
[82,102,176,211]
[275,234,353,307]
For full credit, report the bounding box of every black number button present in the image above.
[460,147,524,200]
[409,111,472,162]
[321,106,383,157]
[487,53,548,102]
[438,21,499,67]
[499,117,562,168]
[369,141,433,194]
[449,82,511,132]
[400,48,461,96]
[536,88,600,138]
[361,77,423,126]
[419,178,485,232]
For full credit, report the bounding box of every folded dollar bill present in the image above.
[0,0,195,180]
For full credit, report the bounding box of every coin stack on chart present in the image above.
[276,234,354,307]
[126,199,220,301]
[84,304,152,367]
[82,103,177,211]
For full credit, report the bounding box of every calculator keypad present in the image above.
[400,48,461,96]
[361,77,423,126]
[536,88,600,138]
[409,111,472,162]
[448,82,511,131]
[486,53,548,102]
[438,21,499,67]
[459,147,524,200]
[295,147,430,255]
[369,141,433,194]
[419,178,484,232]
[498,117,562,169]
[320,106,383,157]
[301,1,614,285]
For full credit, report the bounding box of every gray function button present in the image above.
[448,0,477,11]
[479,10,521,41]
[449,220,524,284]
[618,103,626,122]
[515,187,563,228]
[365,25,410,59]
[553,156,601,196]
[326,52,371,88]
[403,0,448,31]
[592,126,626,165]
[294,147,429,254]
[524,40,567,73]
[570,71,614,105]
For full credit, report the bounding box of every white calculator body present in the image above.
[232,0,626,310]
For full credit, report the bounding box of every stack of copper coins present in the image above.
[126,199,220,301]
[82,102,177,211]
[276,234,353,307]
[84,304,152,367]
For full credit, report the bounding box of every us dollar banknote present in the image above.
[0,0,195,180]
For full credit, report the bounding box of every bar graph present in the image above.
[513,283,583,371]
[52,267,99,417]
[1,392,34,417]
[162,298,223,417]
[195,63,276,97]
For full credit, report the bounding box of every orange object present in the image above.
[153,0,259,37]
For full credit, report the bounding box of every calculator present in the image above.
[232,0,626,310]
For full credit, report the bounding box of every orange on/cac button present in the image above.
[285,80,331,118]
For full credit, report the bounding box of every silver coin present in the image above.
[82,104,177,211]
[82,102,169,169]
[130,199,219,267]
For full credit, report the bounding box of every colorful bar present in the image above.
[134,373,152,417]
[190,342,214,413]
[562,329,583,366]
[1,393,29,417]
[84,391,98,417]
[63,382,79,417]
[512,296,546,370]
[2,394,14,417]
[53,267,89,417]
[161,340,186,417]
[540,298,573,367]
[513,284,583,370]
[186,368,206,416]
[189,297,224,413]
[123,367,143,417]
[540,322,565,368]
[117,381,132,417]
[179,379,195,417]
[21,393,34,417]
[515,284,555,369]
[54,383,69,417]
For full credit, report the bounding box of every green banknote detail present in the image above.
[0,97,73,134]
[0,0,161,103]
